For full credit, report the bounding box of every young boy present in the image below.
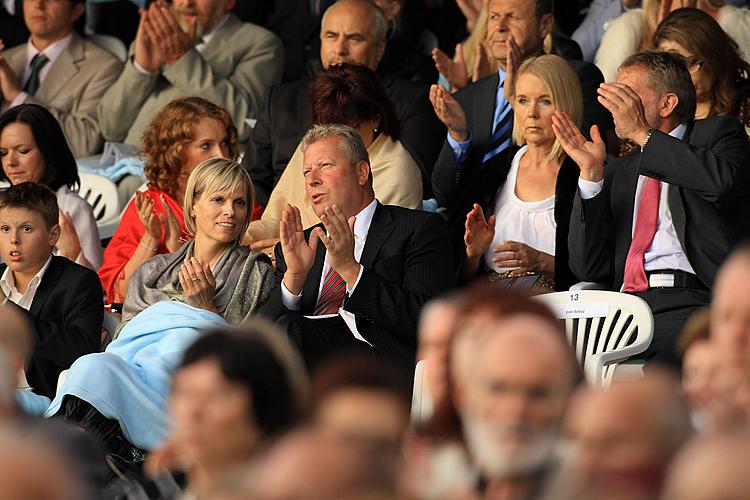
[0,183,103,398]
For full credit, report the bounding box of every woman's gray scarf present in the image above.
[122,240,276,325]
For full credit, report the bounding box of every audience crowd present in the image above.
[2,0,750,499]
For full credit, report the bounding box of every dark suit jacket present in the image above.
[261,203,455,375]
[432,60,610,215]
[243,74,445,205]
[2,256,104,398]
[568,116,750,290]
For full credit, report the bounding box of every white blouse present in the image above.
[56,186,103,271]
[484,146,557,273]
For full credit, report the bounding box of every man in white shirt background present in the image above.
[552,50,750,368]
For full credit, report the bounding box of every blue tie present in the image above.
[483,79,514,163]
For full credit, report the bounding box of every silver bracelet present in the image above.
[140,237,158,253]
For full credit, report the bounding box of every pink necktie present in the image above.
[623,177,661,292]
[314,267,346,315]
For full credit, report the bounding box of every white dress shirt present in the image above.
[578,123,696,283]
[281,198,378,343]
[9,33,75,108]
[0,255,52,310]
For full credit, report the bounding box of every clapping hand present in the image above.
[0,38,20,102]
[134,7,165,72]
[503,37,521,103]
[158,195,183,252]
[429,84,469,141]
[464,203,495,259]
[316,204,359,286]
[432,44,469,92]
[596,82,651,145]
[280,204,319,295]
[135,192,163,244]
[144,0,197,66]
[56,211,81,262]
[551,110,606,182]
[178,256,217,313]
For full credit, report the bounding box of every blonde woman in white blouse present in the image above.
[462,55,583,291]
[0,105,102,270]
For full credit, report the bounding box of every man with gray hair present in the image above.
[554,49,750,368]
[260,123,454,379]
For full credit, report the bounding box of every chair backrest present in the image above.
[78,172,120,223]
[411,359,427,424]
[535,290,654,389]
[87,34,128,62]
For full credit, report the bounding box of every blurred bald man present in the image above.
[453,313,578,499]
[564,372,693,500]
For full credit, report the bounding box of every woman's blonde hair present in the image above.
[461,0,499,79]
[183,158,255,238]
[511,54,583,163]
[140,97,239,199]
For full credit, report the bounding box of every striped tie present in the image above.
[314,267,346,315]
[482,82,514,163]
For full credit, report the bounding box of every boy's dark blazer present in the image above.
[1,256,104,398]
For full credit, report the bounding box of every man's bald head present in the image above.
[566,371,693,499]
[319,0,387,70]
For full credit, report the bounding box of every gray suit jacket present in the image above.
[97,14,283,146]
[4,33,123,157]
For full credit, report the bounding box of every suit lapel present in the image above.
[301,225,327,312]
[360,203,394,269]
[29,257,62,317]
[200,14,241,70]
[667,122,694,254]
[35,34,84,103]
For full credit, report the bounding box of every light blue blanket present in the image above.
[44,301,227,450]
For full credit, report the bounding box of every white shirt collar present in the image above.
[0,255,52,308]
[669,123,687,140]
[196,13,229,52]
[352,197,378,242]
[26,32,74,69]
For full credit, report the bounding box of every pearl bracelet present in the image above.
[140,237,158,253]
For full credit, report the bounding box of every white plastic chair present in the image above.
[535,290,654,389]
[77,172,121,240]
[87,34,128,62]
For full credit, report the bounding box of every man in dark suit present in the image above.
[243,0,444,210]
[553,50,750,367]
[429,0,611,265]
[0,0,28,49]
[260,124,454,378]
[0,183,103,398]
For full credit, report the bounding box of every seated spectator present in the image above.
[243,0,444,205]
[0,104,102,270]
[563,372,694,500]
[572,0,641,63]
[430,0,610,262]
[0,183,102,398]
[425,287,579,499]
[97,0,282,148]
[141,323,308,499]
[371,0,437,84]
[654,8,750,126]
[661,429,750,500]
[554,50,750,368]
[244,63,422,251]
[0,0,122,157]
[98,97,236,304]
[310,355,411,454]
[260,124,454,379]
[45,158,277,457]
[461,54,582,292]
[596,0,750,82]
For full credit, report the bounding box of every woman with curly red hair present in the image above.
[98,97,238,304]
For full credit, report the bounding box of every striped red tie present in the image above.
[314,267,346,315]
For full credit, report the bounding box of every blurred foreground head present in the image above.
[565,371,693,500]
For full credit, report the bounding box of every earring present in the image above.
[373,127,379,134]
